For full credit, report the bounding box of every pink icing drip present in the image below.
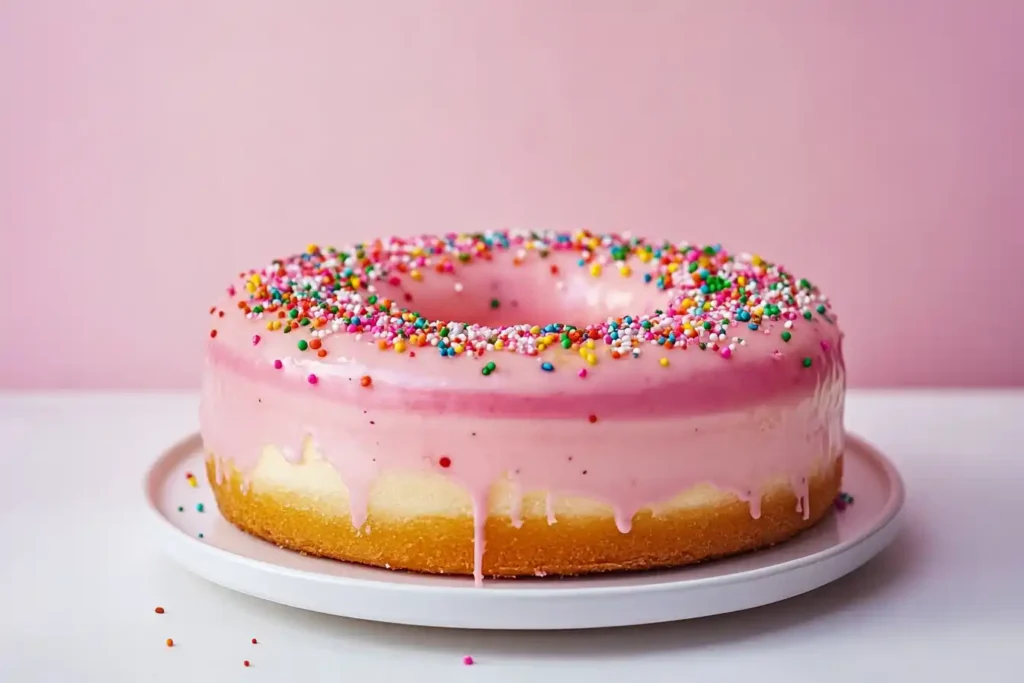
[199,341,844,582]
[545,493,557,525]
[471,497,487,586]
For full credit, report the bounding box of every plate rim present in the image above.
[143,431,905,599]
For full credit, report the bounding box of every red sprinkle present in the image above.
[251,638,258,644]
[588,414,598,423]
[439,456,452,468]
[209,329,218,338]
[244,660,250,667]
[360,375,373,388]
[154,606,165,614]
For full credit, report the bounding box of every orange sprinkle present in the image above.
[360,375,372,388]
[317,349,327,358]
[154,606,165,614]
[165,638,174,647]
[309,339,322,350]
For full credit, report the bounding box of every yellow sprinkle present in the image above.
[737,275,747,286]
[394,340,406,353]
[681,298,695,309]
[494,340,504,350]
[667,263,678,273]
[703,302,713,311]
[619,265,632,277]
[537,342,547,352]
[245,282,256,294]
[659,357,670,367]
[752,254,764,266]
[530,326,541,335]
[589,263,602,277]
[187,475,198,487]
[410,270,422,281]
[453,344,465,354]
[579,347,588,358]
[306,243,319,254]
[249,274,262,285]
[586,339,596,349]
[639,251,652,263]
[349,276,361,288]
[586,353,598,366]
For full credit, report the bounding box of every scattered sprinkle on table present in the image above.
[463,655,475,666]
[251,638,258,644]
[165,638,174,647]
[195,503,204,512]
[154,606,165,614]
[244,660,251,667]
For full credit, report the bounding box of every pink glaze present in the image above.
[200,238,846,583]
[200,342,844,583]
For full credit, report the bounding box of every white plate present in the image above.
[144,432,904,630]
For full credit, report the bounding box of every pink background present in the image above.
[2,1,1022,390]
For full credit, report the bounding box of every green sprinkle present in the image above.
[490,298,501,309]
[816,304,827,314]
[288,309,299,319]
[196,503,205,512]
[297,340,308,351]
[802,357,813,368]
[803,311,813,320]
[481,361,496,376]
[781,331,792,342]
[177,506,184,512]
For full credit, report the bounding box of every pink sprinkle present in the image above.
[252,335,261,346]
[820,340,831,351]
[463,656,474,666]
[307,374,319,385]
[720,347,732,359]
[273,359,283,369]
[578,368,588,379]
[227,285,236,296]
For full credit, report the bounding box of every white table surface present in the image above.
[1,390,1022,682]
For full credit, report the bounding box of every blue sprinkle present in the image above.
[737,310,751,322]
[643,273,653,283]
[700,284,710,294]
[748,322,759,330]
[198,532,204,539]
[541,362,555,372]
[196,503,205,512]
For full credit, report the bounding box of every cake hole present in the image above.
[371,252,664,328]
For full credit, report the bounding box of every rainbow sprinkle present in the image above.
[218,230,834,372]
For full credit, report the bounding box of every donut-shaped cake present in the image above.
[200,230,845,583]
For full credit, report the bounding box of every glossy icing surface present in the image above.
[199,231,846,582]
